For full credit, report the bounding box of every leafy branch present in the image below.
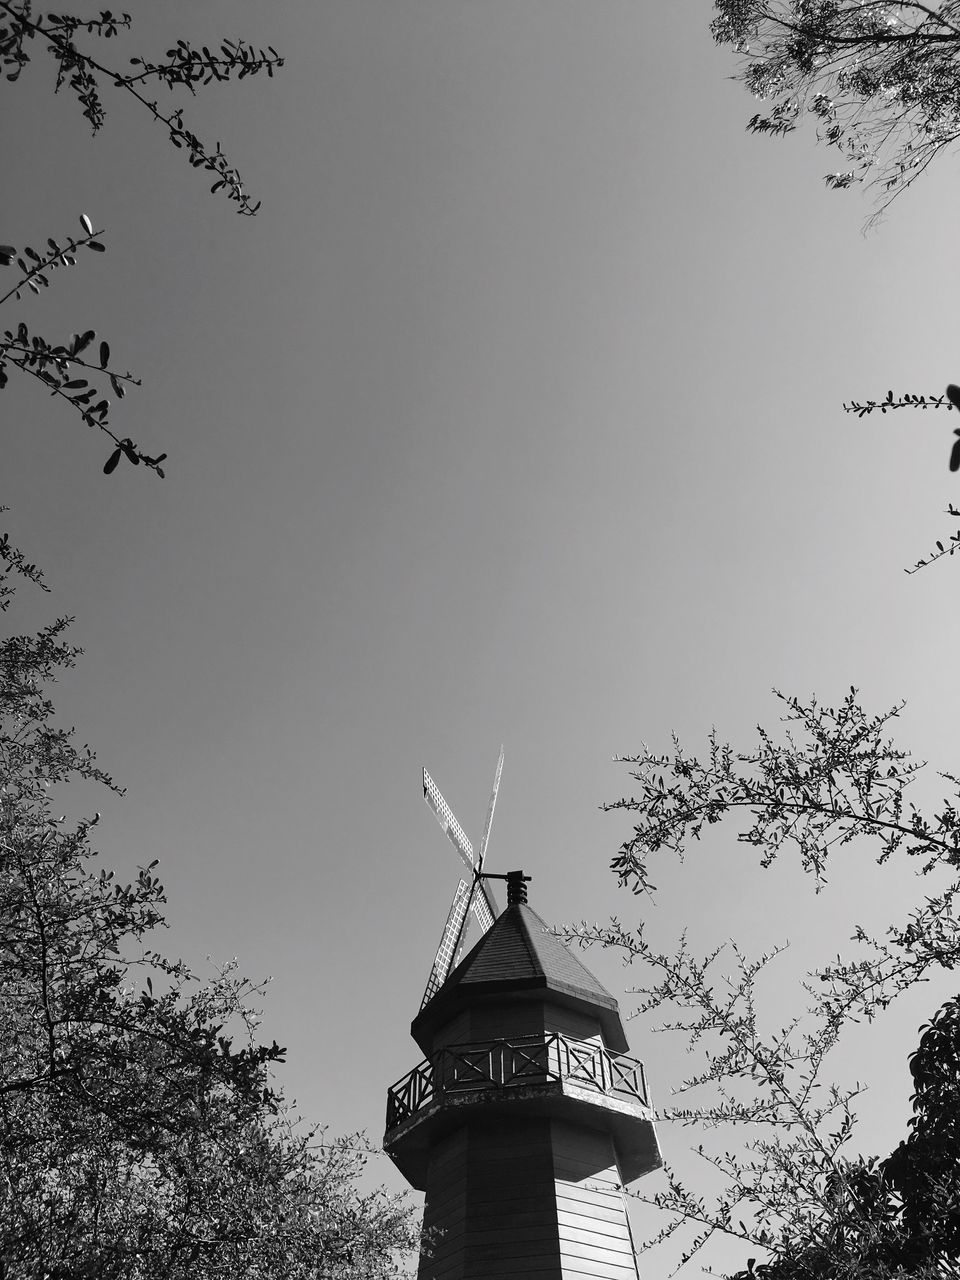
[0,2,283,215]
[843,385,960,572]
[605,689,960,891]
[1,8,283,478]
[0,215,165,477]
[841,388,956,420]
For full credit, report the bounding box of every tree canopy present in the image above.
[712,0,960,215]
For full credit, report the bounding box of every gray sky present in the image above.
[4,2,960,1272]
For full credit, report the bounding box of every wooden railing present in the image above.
[386,1033,649,1131]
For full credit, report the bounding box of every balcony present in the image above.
[386,1032,651,1133]
[384,1032,660,1187]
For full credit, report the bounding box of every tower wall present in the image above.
[427,1000,604,1057]
[417,1116,640,1280]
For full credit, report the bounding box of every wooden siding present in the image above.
[553,1120,640,1280]
[433,1009,473,1052]
[418,1117,562,1280]
[542,1003,603,1046]
[431,998,604,1053]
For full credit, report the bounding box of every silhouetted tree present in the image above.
[0,528,418,1277]
[569,691,960,1277]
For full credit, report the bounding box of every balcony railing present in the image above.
[386,1033,650,1132]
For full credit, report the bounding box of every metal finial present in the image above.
[505,870,531,906]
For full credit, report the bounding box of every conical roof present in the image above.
[411,902,629,1054]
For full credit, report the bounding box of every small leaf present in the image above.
[99,340,110,369]
[946,384,960,411]
[87,241,106,252]
[74,330,95,354]
[103,448,122,475]
[80,213,93,234]
[0,245,15,266]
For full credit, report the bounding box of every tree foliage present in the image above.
[0,2,283,475]
[712,0,960,214]
[0,529,417,1278]
[0,216,165,478]
[567,691,960,1278]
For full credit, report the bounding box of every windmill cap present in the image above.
[412,902,630,1055]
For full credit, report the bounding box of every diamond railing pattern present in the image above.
[386,1033,649,1132]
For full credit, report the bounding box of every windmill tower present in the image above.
[384,753,662,1279]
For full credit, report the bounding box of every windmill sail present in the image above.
[423,767,498,929]
[473,744,504,923]
[420,753,505,1008]
[421,878,472,1009]
[423,770,474,868]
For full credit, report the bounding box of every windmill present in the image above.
[420,746,504,1009]
[386,751,661,1280]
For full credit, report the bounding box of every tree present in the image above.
[0,2,283,475]
[0,527,418,1278]
[0,12,419,1274]
[567,690,960,1278]
[711,0,960,217]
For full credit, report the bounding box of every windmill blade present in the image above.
[421,879,472,1009]
[476,745,504,871]
[473,745,504,925]
[423,769,475,871]
[420,752,504,1006]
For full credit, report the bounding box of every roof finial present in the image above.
[505,869,531,906]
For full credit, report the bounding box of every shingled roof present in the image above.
[411,902,629,1053]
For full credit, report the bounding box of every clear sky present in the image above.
[3,2,960,1273]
